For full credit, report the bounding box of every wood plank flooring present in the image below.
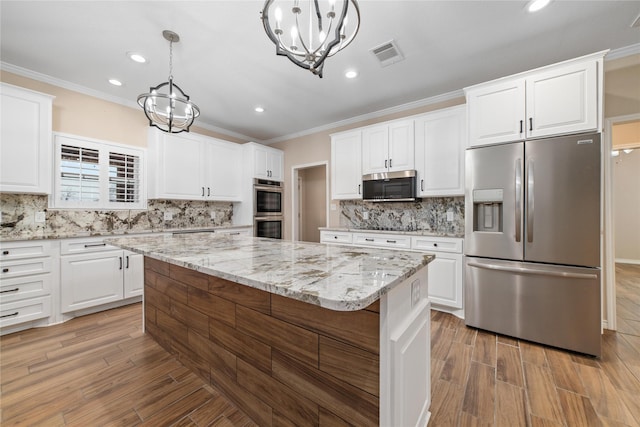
[1,263,639,426]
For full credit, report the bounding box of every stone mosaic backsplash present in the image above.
[0,193,233,240]
[340,197,465,236]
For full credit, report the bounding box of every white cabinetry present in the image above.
[60,238,143,313]
[466,52,603,147]
[320,230,353,244]
[362,120,414,174]
[148,129,243,201]
[0,83,54,194]
[330,130,362,200]
[0,240,54,331]
[415,105,467,197]
[412,236,464,312]
[249,143,284,181]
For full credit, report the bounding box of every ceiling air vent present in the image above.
[370,40,404,67]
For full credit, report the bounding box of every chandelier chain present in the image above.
[168,39,173,80]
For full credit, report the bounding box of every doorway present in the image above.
[604,114,640,331]
[291,162,329,243]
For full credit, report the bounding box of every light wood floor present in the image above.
[1,264,639,426]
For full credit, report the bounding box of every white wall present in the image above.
[613,149,640,263]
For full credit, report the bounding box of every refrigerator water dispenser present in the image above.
[472,189,503,232]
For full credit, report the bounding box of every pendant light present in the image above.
[137,30,200,133]
[261,0,360,78]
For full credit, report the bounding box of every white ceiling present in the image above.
[1,1,639,143]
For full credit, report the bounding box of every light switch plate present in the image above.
[210,211,216,220]
[446,211,454,222]
[35,211,46,223]
[163,212,173,221]
[362,211,369,220]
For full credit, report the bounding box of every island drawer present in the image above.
[411,236,463,254]
[60,238,119,255]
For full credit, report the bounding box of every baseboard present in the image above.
[615,258,640,265]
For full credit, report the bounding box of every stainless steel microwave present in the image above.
[362,170,418,202]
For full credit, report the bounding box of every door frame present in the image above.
[291,161,329,242]
[603,112,640,331]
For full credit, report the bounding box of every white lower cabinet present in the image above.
[60,238,143,313]
[0,240,55,331]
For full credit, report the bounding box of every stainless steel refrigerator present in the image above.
[464,133,601,356]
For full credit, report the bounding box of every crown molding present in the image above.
[605,43,640,61]
[0,61,258,143]
[263,88,464,145]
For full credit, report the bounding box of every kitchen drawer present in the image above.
[0,257,52,279]
[320,231,353,245]
[0,240,53,260]
[411,236,463,254]
[0,295,52,328]
[60,238,119,255]
[0,273,52,303]
[353,233,411,250]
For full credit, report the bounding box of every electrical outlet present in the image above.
[163,212,173,221]
[411,279,421,307]
[210,211,216,220]
[362,211,369,220]
[447,210,454,222]
[35,211,46,223]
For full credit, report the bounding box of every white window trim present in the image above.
[51,132,147,210]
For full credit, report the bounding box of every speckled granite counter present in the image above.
[320,226,464,238]
[107,233,433,311]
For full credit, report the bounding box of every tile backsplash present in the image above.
[0,193,233,240]
[340,197,464,236]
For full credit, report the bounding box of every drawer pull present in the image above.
[387,240,397,244]
[126,256,130,269]
[229,232,240,236]
[119,257,123,270]
[334,236,338,239]
[0,288,19,294]
[365,238,374,242]
[0,312,19,319]
[2,250,9,255]
[2,268,9,273]
[84,243,107,248]
[433,243,438,247]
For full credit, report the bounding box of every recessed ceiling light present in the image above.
[255,106,265,113]
[108,79,123,86]
[526,0,551,13]
[128,52,147,63]
[345,70,358,79]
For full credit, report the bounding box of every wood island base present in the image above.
[143,256,430,426]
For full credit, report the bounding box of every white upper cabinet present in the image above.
[415,105,467,197]
[0,83,54,194]
[331,130,362,200]
[466,52,603,147]
[250,143,284,181]
[362,120,414,174]
[148,129,243,201]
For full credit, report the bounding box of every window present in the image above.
[52,133,146,209]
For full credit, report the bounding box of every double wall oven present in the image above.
[254,179,283,239]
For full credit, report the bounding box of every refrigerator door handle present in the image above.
[466,261,598,280]
[515,158,522,242]
[527,159,534,243]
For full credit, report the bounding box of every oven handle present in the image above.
[254,216,284,221]
[254,185,283,193]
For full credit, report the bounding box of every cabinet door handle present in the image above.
[385,159,388,169]
[2,268,9,273]
[529,117,533,132]
[520,120,523,134]
[387,240,396,244]
[365,238,374,242]
[207,187,211,197]
[202,187,205,197]
[84,243,106,248]
[119,257,123,270]
[2,250,9,255]
[126,255,130,269]
[389,159,392,168]
[421,179,424,192]
[358,184,361,194]
[230,232,240,236]
[0,312,18,319]
[0,288,19,294]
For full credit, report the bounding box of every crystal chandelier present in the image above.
[261,0,360,78]
[137,30,200,133]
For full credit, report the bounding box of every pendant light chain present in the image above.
[168,37,174,81]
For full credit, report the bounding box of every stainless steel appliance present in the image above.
[465,133,601,356]
[362,170,417,202]
[253,179,283,239]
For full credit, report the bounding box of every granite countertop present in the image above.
[320,227,464,238]
[107,233,434,312]
[0,225,252,242]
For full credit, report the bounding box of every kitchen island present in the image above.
[108,233,434,427]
